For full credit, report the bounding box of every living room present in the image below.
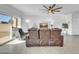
[0,4,79,54]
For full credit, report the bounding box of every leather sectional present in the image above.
[26,28,63,47]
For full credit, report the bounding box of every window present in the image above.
[0,14,11,24]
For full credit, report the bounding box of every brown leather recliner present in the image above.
[26,28,40,47]
[26,28,63,47]
[50,28,63,46]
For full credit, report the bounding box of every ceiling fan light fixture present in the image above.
[48,10,52,13]
[42,4,63,14]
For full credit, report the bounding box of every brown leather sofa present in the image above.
[26,28,63,47]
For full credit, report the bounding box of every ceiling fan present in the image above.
[42,4,63,14]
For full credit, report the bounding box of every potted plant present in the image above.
[62,23,68,29]
[62,23,68,34]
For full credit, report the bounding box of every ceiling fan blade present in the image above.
[55,7,63,10]
[51,11,54,14]
[42,4,62,14]
[52,4,56,8]
[42,5,48,9]
[54,10,60,12]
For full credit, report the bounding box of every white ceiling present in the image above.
[10,4,79,16]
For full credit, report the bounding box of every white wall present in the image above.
[65,14,72,35]
[72,11,79,35]
[21,14,72,35]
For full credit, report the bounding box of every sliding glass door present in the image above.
[0,14,12,44]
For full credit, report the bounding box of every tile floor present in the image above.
[0,35,79,54]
